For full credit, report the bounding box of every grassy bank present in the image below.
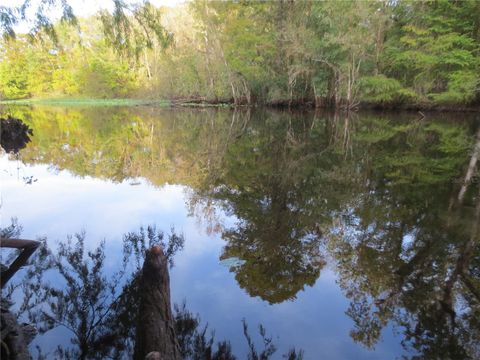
[0,98,171,107]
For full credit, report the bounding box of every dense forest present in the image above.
[1,0,479,109]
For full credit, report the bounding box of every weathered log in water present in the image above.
[1,238,39,360]
[0,238,41,288]
[134,246,182,360]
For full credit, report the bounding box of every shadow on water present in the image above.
[0,108,479,359]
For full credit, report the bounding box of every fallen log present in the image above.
[134,246,182,360]
[1,238,40,359]
[1,238,40,288]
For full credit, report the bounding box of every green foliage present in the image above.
[0,0,77,42]
[1,0,479,106]
[359,75,416,103]
[0,19,141,100]
[431,70,479,104]
[0,39,30,99]
[99,1,172,59]
[83,56,138,98]
[383,0,480,104]
[2,107,479,358]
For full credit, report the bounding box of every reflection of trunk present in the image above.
[326,112,353,157]
[459,185,480,302]
[458,128,480,202]
[134,247,181,360]
[444,184,480,325]
[342,114,352,158]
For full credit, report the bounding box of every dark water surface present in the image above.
[1,105,479,359]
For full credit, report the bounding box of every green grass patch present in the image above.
[0,98,171,107]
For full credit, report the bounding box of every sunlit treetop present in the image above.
[0,0,77,42]
[0,0,173,58]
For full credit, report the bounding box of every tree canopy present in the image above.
[1,0,479,108]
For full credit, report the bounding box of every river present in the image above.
[1,105,479,359]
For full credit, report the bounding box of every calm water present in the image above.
[1,105,479,359]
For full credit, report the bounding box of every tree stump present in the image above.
[134,246,181,360]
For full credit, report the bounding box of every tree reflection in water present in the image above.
[323,117,480,359]
[189,111,480,358]
[1,106,479,358]
[1,222,303,359]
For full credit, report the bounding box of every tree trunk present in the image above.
[134,247,181,360]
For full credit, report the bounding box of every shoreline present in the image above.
[1,97,479,113]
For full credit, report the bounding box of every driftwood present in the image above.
[1,238,40,359]
[134,246,182,360]
[0,238,40,288]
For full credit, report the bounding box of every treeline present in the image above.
[1,0,479,108]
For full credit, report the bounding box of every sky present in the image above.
[5,0,187,33]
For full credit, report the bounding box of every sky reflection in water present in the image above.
[1,156,400,359]
[1,106,479,359]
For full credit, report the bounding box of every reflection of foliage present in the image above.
[191,110,479,356]
[0,106,248,188]
[1,220,303,359]
[211,112,332,303]
[1,219,52,319]
[173,301,236,360]
[173,302,303,360]
[38,234,133,359]
[1,223,185,359]
[0,218,22,239]
[221,228,324,304]
[1,106,479,357]
[123,225,185,269]
[242,320,276,360]
[355,116,471,186]
[326,118,480,359]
